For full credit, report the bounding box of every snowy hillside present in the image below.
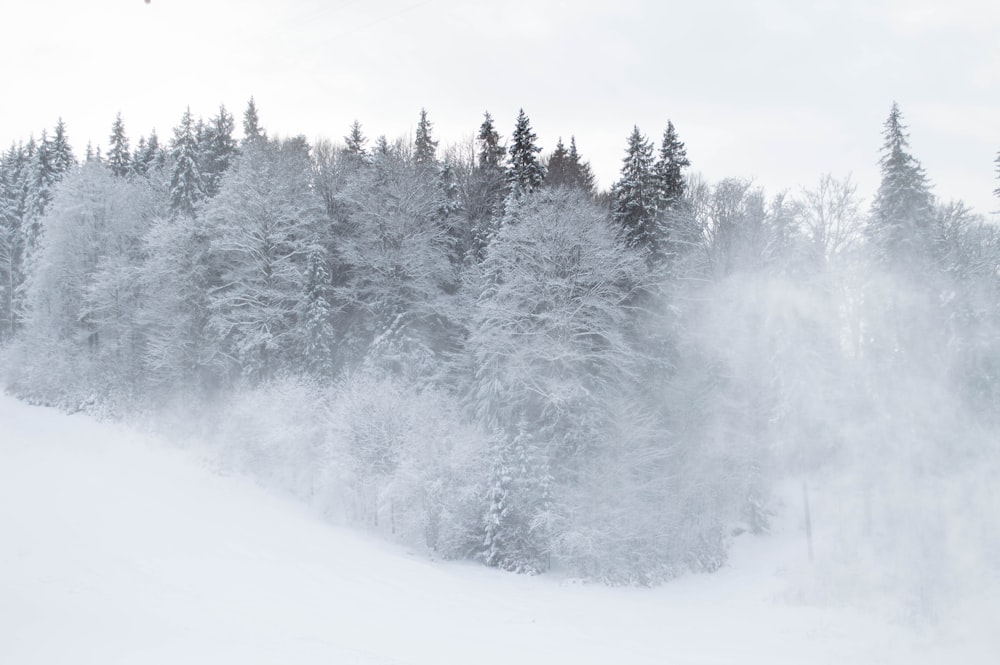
[0,392,994,665]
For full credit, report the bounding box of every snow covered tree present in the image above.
[654,121,689,211]
[344,120,367,158]
[199,105,238,197]
[545,136,595,194]
[506,109,544,201]
[869,102,934,266]
[296,244,336,376]
[107,113,131,177]
[49,119,75,177]
[168,107,205,217]
[469,188,644,571]
[413,108,438,167]
[477,111,506,171]
[204,137,326,381]
[334,148,457,377]
[242,97,265,145]
[611,127,659,255]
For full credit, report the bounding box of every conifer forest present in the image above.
[2,99,999,601]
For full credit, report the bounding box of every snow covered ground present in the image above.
[0,392,995,664]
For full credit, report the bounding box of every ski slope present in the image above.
[0,393,992,664]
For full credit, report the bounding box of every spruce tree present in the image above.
[414,108,438,167]
[869,102,934,265]
[107,113,131,177]
[611,126,658,252]
[169,107,205,217]
[545,136,595,194]
[345,120,367,157]
[545,137,571,188]
[654,120,690,211]
[49,119,75,177]
[200,105,238,197]
[242,97,265,145]
[506,109,545,201]
[477,111,506,171]
[567,136,596,194]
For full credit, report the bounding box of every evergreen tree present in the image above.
[49,119,75,176]
[107,113,131,177]
[297,244,336,376]
[506,109,545,201]
[414,108,438,167]
[242,97,265,145]
[545,136,595,194]
[345,120,367,157]
[869,102,934,265]
[169,107,205,217]
[200,105,238,197]
[654,120,690,211]
[477,112,506,171]
[611,126,658,252]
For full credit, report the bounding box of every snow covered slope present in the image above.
[0,393,992,664]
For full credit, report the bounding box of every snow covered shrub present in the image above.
[211,376,332,502]
[328,370,487,557]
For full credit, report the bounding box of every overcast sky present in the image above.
[2,0,997,215]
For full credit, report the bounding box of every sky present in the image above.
[1,0,997,216]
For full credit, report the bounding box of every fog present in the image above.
[1,102,998,623]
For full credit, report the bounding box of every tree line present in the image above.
[1,100,998,587]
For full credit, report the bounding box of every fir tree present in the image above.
[107,113,131,177]
[611,126,658,252]
[242,97,264,145]
[869,102,934,265]
[169,107,205,217]
[506,109,545,201]
[567,137,596,194]
[414,108,438,167]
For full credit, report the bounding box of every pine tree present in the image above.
[242,97,264,145]
[107,113,131,177]
[869,102,934,265]
[611,126,658,252]
[345,120,367,157]
[414,108,438,167]
[169,107,205,217]
[506,109,545,201]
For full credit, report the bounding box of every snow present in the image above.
[0,392,994,664]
